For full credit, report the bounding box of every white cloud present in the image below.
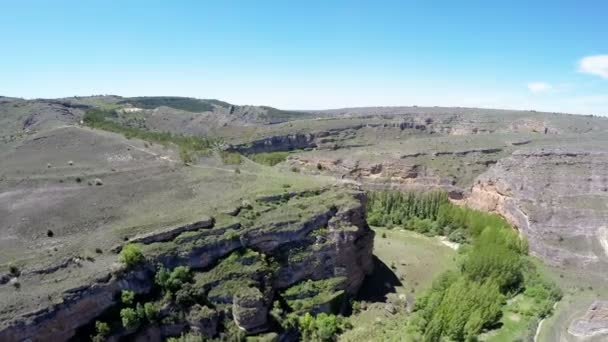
[578,55,608,79]
[527,82,552,93]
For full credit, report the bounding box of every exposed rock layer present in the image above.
[0,189,374,341]
[467,149,608,272]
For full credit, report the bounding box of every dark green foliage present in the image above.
[8,264,20,276]
[298,312,346,342]
[175,283,199,306]
[155,265,193,295]
[365,190,560,341]
[462,227,525,294]
[119,244,144,268]
[418,277,504,341]
[119,96,224,112]
[250,151,291,166]
[521,262,563,318]
[366,191,448,227]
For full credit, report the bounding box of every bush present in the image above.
[120,307,141,330]
[298,313,344,342]
[8,264,20,276]
[91,321,110,342]
[119,244,144,268]
[144,302,160,322]
[167,332,206,342]
[250,151,291,166]
[220,151,242,165]
[155,265,193,296]
[180,147,194,164]
[121,290,135,305]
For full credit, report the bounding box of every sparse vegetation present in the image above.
[220,151,242,164]
[83,108,216,163]
[250,151,291,166]
[119,96,222,113]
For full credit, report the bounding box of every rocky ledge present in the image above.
[0,186,374,341]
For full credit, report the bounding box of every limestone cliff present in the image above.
[0,187,374,341]
[466,148,608,273]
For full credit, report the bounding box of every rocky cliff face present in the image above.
[0,269,152,342]
[466,148,608,273]
[287,156,450,191]
[0,187,374,341]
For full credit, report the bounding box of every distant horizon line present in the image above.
[1,94,605,117]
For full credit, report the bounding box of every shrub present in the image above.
[119,244,144,268]
[250,151,290,166]
[121,290,135,305]
[155,265,193,295]
[220,151,242,165]
[120,307,141,330]
[144,302,160,322]
[8,265,20,276]
[298,313,343,342]
[180,147,194,164]
[175,283,197,306]
[91,321,110,342]
[167,332,206,342]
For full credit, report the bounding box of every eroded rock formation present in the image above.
[467,148,608,272]
[0,187,374,341]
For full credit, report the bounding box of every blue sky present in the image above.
[1,1,607,115]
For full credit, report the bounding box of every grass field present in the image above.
[340,227,458,341]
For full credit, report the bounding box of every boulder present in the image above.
[232,287,269,334]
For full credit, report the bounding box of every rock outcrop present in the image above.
[0,268,152,342]
[568,301,608,338]
[466,148,608,272]
[287,156,453,192]
[0,187,374,341]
